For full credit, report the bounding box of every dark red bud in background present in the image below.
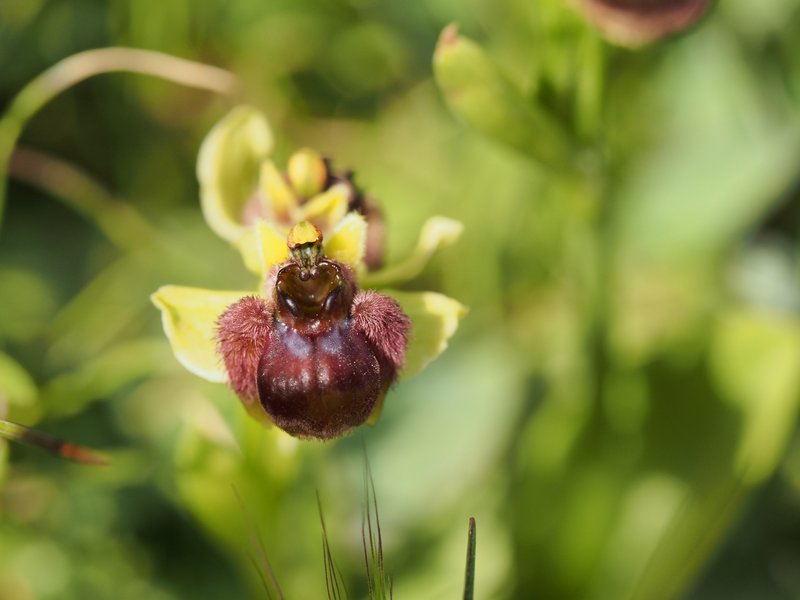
[574,0,713,46]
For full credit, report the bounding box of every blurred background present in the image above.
[2,0,800,598]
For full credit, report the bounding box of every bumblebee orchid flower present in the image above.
[152,106,466,440]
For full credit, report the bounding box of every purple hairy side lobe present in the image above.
[216,295,272,404]
[352,290,411,386]
[216,256,410,440]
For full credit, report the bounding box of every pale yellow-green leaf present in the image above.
[711,309,800,484]
[151,286,250,382]
[197,105,273,242]
[362,216,463,287]
[259,159,297,220]
[234,221,290,277]
[297,183,349,232]
[387,290,467,379]
[324,211,367,267]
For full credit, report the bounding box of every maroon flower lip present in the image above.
[216,224,410,440]
[576,0,712,46]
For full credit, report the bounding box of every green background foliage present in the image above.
[2,0,800,598]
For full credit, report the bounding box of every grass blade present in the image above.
[463,517,477,600]
[318,492,348,600]
[232,485,284,600]
[362,450,391,599]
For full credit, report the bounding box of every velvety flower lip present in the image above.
[573,0,713,46]
[152,106,466,439]
[220,225,414,440]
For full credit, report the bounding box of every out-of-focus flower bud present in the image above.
[287,148,328,199]
[572,0,713,47]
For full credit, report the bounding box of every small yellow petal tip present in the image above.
[288,221,323,248]
[287,148,328,198]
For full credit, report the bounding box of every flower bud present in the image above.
[573,0,712,46]
[287,148,328,198]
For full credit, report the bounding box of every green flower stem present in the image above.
[575,33,606,142]
[587,177,614,413]
[567,34,611,412]
[0,47,240,232]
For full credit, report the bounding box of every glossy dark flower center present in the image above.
[275,259,351,324]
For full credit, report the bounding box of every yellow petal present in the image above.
[234,221,290,277]
[323,211,367,267]
[197,106,273,242]
[385,290,467,379]
[151,286,251,382]
[296,183,350,233]
[259,160,297,220]
[361,216,464,287]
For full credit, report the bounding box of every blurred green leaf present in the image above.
[625,309,800,600]
[615,28,800,265]
[433,24,571,167]
[41,338,172,418]
[0,268,57,344]
[0,352,37,409]
[710,309,800,484]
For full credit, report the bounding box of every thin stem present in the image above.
[0,419,107,465]
[0,47,240,230]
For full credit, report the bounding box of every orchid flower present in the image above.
[152,106,466,439]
